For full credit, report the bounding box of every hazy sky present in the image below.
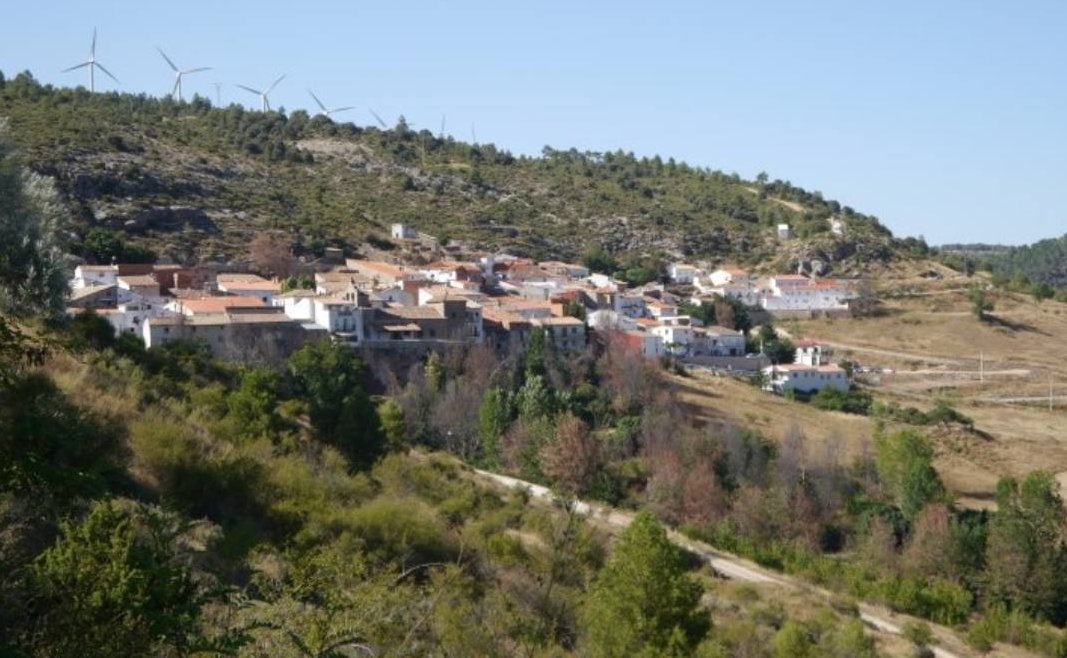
[2,1,1065,245]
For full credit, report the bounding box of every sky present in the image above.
[2,1,1065,245]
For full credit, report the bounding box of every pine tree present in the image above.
[581,512,710,656]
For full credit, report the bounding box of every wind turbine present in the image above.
[308,90,354,118]
[62,28,119,93]
[369,108,388,129]
[157,48,210,102]
[236,75,286,112]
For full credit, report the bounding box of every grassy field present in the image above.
[783,274,1067,508]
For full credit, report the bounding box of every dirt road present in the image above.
[474,468,983,658]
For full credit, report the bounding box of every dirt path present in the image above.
[473,469,989,658]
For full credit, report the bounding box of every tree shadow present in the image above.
[984,314,1048,335]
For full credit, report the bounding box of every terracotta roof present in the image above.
[175,297,267,314]
[345,259,411,279]
[217,274,281,292]
[118,275,159,286]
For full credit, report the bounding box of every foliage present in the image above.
[0,372,125,502]
[287,340,384,468]
[0,71,907,266]
[810,386,873,415]
[27,500,203,658]
[985,472,1067,624]
[975,233,1067,287]
[377,398,407,452]
[750,324,795,363]
[81,227,156,264]
[874,430,946,520]
[477,387,511,468]
[281,272,315,292]
[0,118,68,315]
[968,285,994,321]
[581,512,710,656]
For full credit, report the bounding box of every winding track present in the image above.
[473,468,974,658]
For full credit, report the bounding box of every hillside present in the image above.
[0,69,925,269]
[941,235,1067,287]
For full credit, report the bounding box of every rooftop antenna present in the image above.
[157,48,210,102]
[236,74,286,112]
[307,90,355,118]
[369,108,389,129]
[62,27,119,93]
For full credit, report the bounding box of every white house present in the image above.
[586,309,639,332]
[699,325,746,356]
[216,273,282,305]
[777,223,792,239]
[279,290,316,322]
[312,298,362,335]
[667,263,702,285]
[707,267,753,288]
[761,277,853,313]
[117,275,164,303]
[644,298,678,319]
[762,363,849,395]
[72,264,119,290]
[95,300,174,337]
[650,323,695,356]
[829,217,845,236]
[794,340,832,366]
[391,223,418,240]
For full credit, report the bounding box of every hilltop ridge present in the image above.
[0,69,928,271]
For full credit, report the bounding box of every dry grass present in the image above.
[780,285,1067,507]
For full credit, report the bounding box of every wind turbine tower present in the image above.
[236,75,286,112]
[308,90,354,118]
[62,28,119,93]
[157,48,210,102]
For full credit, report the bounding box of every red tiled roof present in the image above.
[175,296,267,314]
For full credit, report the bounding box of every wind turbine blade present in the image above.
[91,28,97,58]
[157,47,178,72]
[369,109,387,128]
[95,62,120,84]
[266,74,286,94]
[331,106,355,113]
[235,84,262,95]
[308,90,327,113]
[62,62,91,73]
[172,79,180,96]
[183,67,211,75]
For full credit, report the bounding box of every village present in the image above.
[66,223,859,396]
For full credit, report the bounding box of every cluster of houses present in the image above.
[64,226,857,396]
